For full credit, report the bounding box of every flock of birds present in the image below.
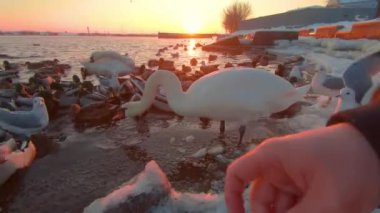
[0,45,379,184]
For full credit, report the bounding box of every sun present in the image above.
[183,18,202,34]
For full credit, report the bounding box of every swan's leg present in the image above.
[219,120,225,133]
[238,125,246,145]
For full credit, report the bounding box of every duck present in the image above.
[25,61,45,70]
[237,61,254,67]
[259,56,269,66]
[158,58,175,71]
[171,53,179,58]
[190,58,198,66]
[71,102,124,128]
[200,61,219,74]
[182,65,192,73]
[39,59,59,67]
[208,54,217,62]
[275,64,286,78]
[124,68,310,144]
[147,59,159,68]
[224,62,234,68]
[3,61,19,71]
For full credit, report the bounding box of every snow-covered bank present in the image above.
[83,161,230,213]
[270,37,380,76]
[84,160,380,213]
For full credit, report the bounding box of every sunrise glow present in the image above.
[0,0,326,34]
[183,18,202,34]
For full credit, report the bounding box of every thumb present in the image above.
[225,141,278,213]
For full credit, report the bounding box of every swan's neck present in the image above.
[138,70,186,114]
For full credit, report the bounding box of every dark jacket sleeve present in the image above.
[327,101,380,158]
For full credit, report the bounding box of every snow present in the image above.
[191,148,207,158]
[184,135,195,143]
[84,160,380,213]
[207,145,224,156]
[269,37,379,76]
[83,161,172,213]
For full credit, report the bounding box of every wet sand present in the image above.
[0,108,300,213]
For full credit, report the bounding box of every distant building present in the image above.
[239,7,376,31]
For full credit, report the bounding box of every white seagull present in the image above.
[0,97,49,138]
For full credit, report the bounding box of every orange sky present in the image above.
[0,0,325,33]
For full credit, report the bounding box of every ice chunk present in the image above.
[83,161,172,213]
[207,145,224,156]
[191,148,207,158]
[184,135,195,143]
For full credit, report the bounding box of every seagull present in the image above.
[0,97,49,138]
[334,87,359,113]
[311,72,345,100]
[343,51,380,103]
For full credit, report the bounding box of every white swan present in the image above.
[81,51,135,78]
[90,51,135,67]
[125,68,310,144]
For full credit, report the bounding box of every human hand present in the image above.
[0,143,13,163]
[225,123,380,213]
[5,142,36,169]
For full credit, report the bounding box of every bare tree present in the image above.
[326,0,341,7]
[222,1,252,33]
